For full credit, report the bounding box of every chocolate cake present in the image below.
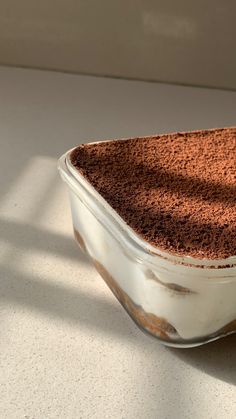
[70,127,236,259]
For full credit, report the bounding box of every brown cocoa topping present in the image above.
[71,127,236,259]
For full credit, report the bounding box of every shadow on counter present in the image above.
[170,333,236,386]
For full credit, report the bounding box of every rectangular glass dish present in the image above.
[58,145,236,348]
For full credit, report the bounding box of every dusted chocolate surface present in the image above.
[70,127,236,259]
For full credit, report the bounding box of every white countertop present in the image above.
[0,66,236,419]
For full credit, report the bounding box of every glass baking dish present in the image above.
[58,145,236,348]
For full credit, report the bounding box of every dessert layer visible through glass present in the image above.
[58,143,236,348]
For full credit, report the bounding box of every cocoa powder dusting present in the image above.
[70,127,236,259]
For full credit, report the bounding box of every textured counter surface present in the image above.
[0,66,236,419]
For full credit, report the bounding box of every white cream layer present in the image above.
[69,191,236,341]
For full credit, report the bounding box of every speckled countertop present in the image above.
[0,66,236,419]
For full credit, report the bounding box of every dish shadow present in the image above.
[170,333,236,386]
[0,218,88,264]
[0,260,137,341]
[0,215,137,340]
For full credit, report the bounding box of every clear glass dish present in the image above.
[58,147,236,348]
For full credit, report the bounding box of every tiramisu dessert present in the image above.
[59,127,236,347]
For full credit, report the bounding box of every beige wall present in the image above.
[0,1,236,89]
